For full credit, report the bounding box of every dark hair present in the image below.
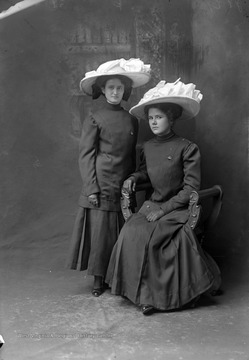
[92,75,133,101]
[144,103,183,121]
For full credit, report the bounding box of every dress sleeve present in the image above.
[78,115,100,196]
[129,146,150,184]
[160,142,201,214]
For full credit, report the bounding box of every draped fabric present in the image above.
[67,208,124,276]
[106,209,220,310]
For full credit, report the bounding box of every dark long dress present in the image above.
[67,102,138,277]
[105,131,221,310]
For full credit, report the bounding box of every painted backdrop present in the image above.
[0,0,248,284]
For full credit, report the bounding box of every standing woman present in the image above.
[67,58,151,297]
[106,79,221,314]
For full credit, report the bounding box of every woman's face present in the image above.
[102,78,125,105]
[148,107,173,136]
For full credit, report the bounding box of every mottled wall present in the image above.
[191,0,249,281]
[0,0,248,282]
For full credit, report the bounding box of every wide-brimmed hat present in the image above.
[129,78,203,121]
[80,58,151,96]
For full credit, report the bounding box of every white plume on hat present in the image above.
[80,58,151,96]
[129,78,203,121]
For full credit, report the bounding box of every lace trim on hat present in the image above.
[138,78,203,106]
[85,58,151,78]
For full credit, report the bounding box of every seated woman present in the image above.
[105,79,221,315]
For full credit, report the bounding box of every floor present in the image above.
[0,215,249,360]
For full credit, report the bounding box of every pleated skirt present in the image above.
[106,208,221,311]
[67,207,124,277]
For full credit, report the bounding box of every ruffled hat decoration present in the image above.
[129,78,203,121]
[80,58,151,96]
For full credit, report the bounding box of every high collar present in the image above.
[104,101,123,111]
[155,130,176,142]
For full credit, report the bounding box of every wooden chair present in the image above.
[121,183,223,247]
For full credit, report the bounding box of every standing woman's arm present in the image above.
[78,115,100,196]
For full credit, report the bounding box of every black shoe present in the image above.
[92,288,104,297]
[141,305,154,315]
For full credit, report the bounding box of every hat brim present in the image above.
[80,72,151,96]
[129,96,201,121]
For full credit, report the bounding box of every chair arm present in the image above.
[197,185,223,201]
[120,182,151,221]
[135,182,152,192]
[188,185,223,230]
[120,188,134,221]
[121,184,223,231]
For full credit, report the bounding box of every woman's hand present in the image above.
[123,177,136,194]
[146,209,164,222]
[88,193,99,207]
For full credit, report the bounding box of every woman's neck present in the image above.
[156,130,175,141]
[105,101,122,110]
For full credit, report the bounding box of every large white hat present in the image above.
[80,58,151,96]
[129,78,203,121]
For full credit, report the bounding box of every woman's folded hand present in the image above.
[146,209,164,222]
